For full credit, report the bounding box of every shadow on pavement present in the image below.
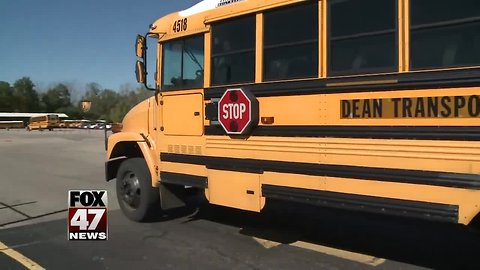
[176,199,480,270]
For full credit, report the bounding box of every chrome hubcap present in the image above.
[120,172,141,209]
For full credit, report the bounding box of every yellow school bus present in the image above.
[0,121,24,129]
[106,0,480,226]
[60,120,83,128]
[27,114,59,131]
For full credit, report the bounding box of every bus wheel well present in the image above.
[106,141,145,181]
[469,213,480,230]
[110,141,144,159]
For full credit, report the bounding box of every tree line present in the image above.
[0,77,153,123]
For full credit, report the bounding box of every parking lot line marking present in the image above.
[0,241,45,270]
[290,241,386,266]
[252,236,385,266]
[0,201,36,210]
[252,237,282,249]
[0,202,31,218]
[0,208,67,228]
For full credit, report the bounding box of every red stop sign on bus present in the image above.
[218,88,259,135]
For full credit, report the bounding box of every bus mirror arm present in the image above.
[136,32,164,91]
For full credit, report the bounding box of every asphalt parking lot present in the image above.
[1,129,479,270]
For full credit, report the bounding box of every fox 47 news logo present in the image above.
[68,190,108,241]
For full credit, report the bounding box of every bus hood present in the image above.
[121,98,150,134]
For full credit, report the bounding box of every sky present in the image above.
[0,0,199,92]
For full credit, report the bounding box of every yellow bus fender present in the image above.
[106,132,158,187]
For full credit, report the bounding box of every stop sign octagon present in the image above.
[218,88,259,135]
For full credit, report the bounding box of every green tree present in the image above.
[78,82,153,122]
[58,105,82,119]
[84,82,101,99]
[42,83,72,112]
[12,77,40,112]
[109,101,131,123]
[79,82,103,119]
[0,81,14,111]
[110,85,153,122]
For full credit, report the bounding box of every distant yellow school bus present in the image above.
[105,0,480,226]
[28,114,59,131]
[0,121,24,129]
[59,119,82,128]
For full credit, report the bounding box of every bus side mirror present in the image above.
[135,33,156,91]
[136,35,145,58]
[135,61,146,84]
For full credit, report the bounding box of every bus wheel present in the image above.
[116,158,160,222]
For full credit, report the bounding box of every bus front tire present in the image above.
[116,158,161,222]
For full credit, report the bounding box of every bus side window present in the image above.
[410,0,480,70]
[263,2,318,81]
[211,15,255,86]
[328,0,397,75]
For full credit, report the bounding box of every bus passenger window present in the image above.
[211,15,255,86]
[162,35,204,90]
[329,0,397,75]
[411,0,480,70]
[263,2,318,81]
